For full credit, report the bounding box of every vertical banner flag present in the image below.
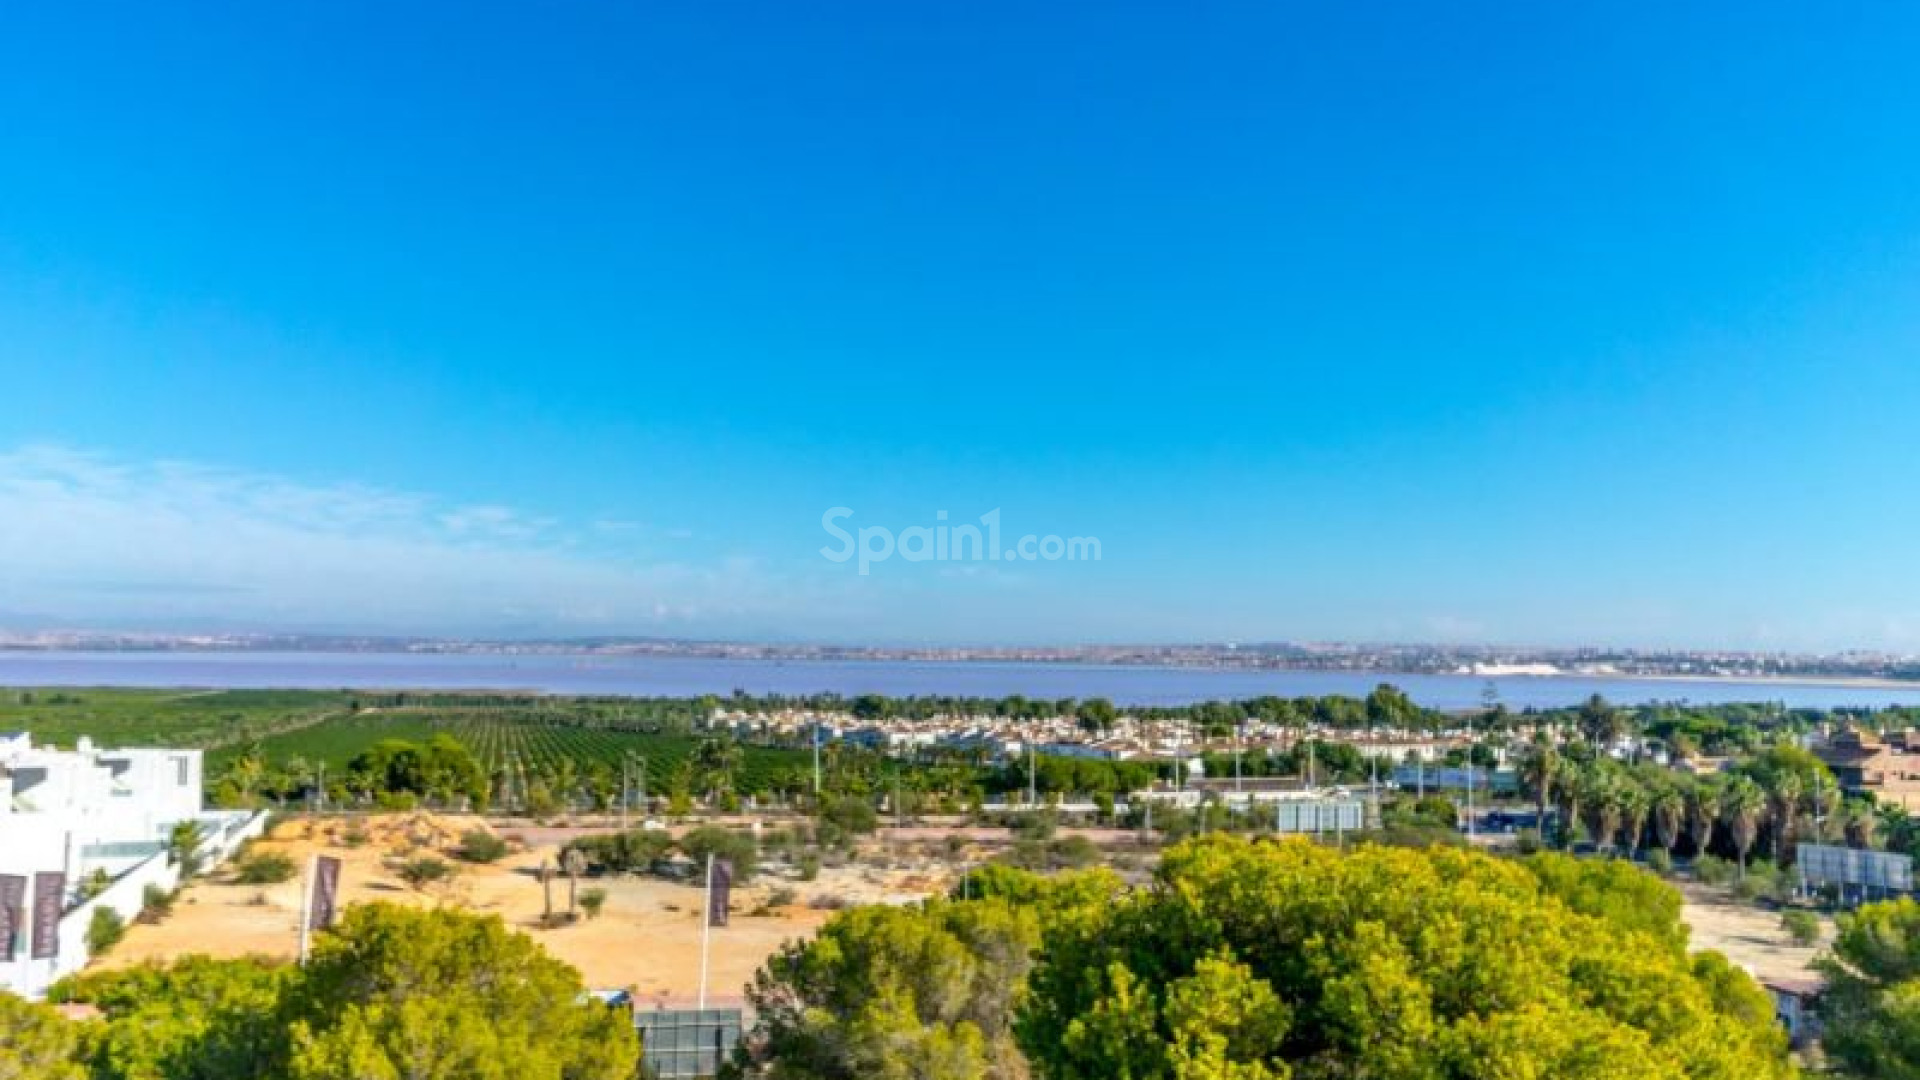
[309,856,342,931]
[31,872,64,959]
[0,874,25,961]
[707,858,732,928]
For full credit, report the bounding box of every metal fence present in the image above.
[634,1008,743,1079]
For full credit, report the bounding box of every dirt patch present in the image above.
[99,813,946,1004]
[1680,881,1829,986]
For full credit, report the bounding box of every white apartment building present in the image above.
[1,732,263,998]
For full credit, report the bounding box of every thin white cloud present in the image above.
[0,444,793,636]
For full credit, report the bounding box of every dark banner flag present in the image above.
[0,874,25,960]
[707,858,732,928]
[31,872,64,959]
[309,856,342,931]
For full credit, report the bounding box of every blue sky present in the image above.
[3,4,1920,649]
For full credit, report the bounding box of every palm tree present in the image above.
[693,736,743,803]
[1768,770,1804,867]
[282,756,317,807]
[227,749,267,807]
[1685,775,1721,861]
[1652,786,1686,863]
[1842,800,1879,849]
[1556,768,1584,851]
[1520,739,1560,838]
[1617,782,1651,859]
[1578,694,1626,750]
[1720,776,1767,879]
[1580,768,1622,857]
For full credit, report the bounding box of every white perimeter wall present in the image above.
[1,810,266,999]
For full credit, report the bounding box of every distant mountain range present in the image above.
[2,630,1917,682]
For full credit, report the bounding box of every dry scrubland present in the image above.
[1678,880,1830,985]
[101,813,953,1005]
[98,812,1827,1003]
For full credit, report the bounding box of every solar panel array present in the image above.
[1796,843,1914,892]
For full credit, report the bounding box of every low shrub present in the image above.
[1009,812,1058,842]
[78,868,113,901]
[1732,860,1786,903]
[1003,835,1104,871]
[679,826,759,882]
[86,906,126,955]
[578,887,608,920]
[453,828,510,864]
[1694,855,1737,887]
[564,828,675,874]
[1782,909,1821,946]
[140,883,175,922]
[396,855,455,891]
[233,851,298,885]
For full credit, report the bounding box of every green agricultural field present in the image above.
[4,688,836,806]
[221,704,815,795]
[0,687,359,751]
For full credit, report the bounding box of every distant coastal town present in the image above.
[3,630,1917,682]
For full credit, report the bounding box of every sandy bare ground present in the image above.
[99,813,949,1006]
[1679,882,1830,986]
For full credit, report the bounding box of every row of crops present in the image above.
[0,687,360,751]
[228,707,815,795]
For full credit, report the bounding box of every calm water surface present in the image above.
[2,650,1917,710]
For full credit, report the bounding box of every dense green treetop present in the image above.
[1019,835,1794,1080]
[0,991,87,1080]
[48,904,636,1080]
[1819,897,1920,1080]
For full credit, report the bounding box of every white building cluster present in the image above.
[1,732,262,998]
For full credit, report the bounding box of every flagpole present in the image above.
[297,854,316,964]
[697,852,714,1011]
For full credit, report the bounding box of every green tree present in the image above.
[1521,852,1687,953]
[1075,698,1118,736]
[1818,896,1920,1079]
[286,905,638,1080]
[693,736,744,803]
[737,870,1116,1080]
[1578,694,1627,749]
[1845,799,1882,850]
[87,906,127,956]
[54,955,291,1080]
[1720,777,1767,878]
[679,826,759,883]
[168,820,208,879]
[1651,785,1686,864]
[1617,781,1651,858]
[1519,739,1560,840]
[0,991,86,1080]
[1686,775,1722,860]
[1019,834,1793,1080]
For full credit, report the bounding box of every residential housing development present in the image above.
[0,732,262,997]
[1815,727,1920,811]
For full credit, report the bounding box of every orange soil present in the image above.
[100,812,946,1005]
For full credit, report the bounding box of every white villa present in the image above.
[0,731,263,998]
